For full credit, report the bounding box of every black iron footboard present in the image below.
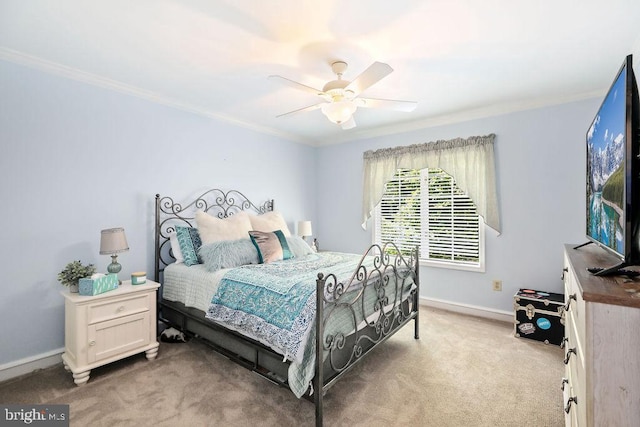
[313,243,420,426]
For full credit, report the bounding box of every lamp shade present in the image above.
[321,100,357,124]
[99,228,129,254]
[297,221,313,237]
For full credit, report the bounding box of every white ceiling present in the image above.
[1,1,640,146]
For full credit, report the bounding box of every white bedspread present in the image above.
[162,263,228,312]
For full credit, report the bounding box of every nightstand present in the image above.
[61,279,160,385]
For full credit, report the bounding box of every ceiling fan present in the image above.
[269,61,417,130]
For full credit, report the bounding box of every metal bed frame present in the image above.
[154,189,420,426]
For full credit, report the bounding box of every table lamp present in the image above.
[100,227,129,284]
[298,221,313,243]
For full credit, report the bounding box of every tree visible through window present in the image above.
[374,168,484,270]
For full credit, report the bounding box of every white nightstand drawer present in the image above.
[87,293,150,324]
[88,312,150,363]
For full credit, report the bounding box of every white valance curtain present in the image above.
[362,134,500,233]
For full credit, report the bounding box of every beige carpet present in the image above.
[0,307,564,426]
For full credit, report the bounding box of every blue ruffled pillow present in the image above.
[199,239,260,271]
[174,226,202,266]
[286,235,314,257]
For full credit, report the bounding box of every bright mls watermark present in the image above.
[0,405,68,426]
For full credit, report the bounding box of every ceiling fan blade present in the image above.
[275,103,324,118]
[356,97,417,112]
[345,62,393,96]
[341,116,357,130]
[268,75,324,97]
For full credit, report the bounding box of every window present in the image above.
[374,168,484,271]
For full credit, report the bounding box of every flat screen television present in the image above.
[582,54,640,275]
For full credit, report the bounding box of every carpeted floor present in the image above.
[0,307,564,426]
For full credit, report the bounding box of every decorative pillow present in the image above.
[174,226,202,266]
[286,235,314,258]
[169,232,184,264]
[198,239,260,271]
[249,230,293,263]
[249,211,291,237]
[196,210,253,245]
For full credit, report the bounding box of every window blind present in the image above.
[375,168,481,267]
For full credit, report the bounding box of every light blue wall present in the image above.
[0,56,611,368]
[0,60,317,365]
[316,99,599,312]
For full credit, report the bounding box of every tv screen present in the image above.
[585,54,639,273]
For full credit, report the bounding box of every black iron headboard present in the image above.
[154,189,274,282]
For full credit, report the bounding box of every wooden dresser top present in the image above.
[565,243,640,308]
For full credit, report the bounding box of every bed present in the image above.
[154,188,420,426]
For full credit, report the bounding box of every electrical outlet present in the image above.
[492,280,502,291]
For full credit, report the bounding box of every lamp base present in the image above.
[107,254,122,285]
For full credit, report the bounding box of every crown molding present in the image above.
[0,47,314,146]
[326,90,602,146]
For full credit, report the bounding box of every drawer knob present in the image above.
[561,377,569,391]
[561,267,569,280]
[117,306,125,312]
[564,396,578,414]
[89,340,96,346]
[564,294,576,311]
[564,347,576,365]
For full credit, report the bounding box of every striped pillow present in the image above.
[248,230,292,264]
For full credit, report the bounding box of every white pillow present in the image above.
[195,210,253,244]
[249,211,291,237]
[169,232,184,264]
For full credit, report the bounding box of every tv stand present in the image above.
[573,242,639,276]
[572,241,593,250]
[586,264,640,277]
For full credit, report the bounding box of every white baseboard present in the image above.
[420,296,513,323]
[0,348,64,383]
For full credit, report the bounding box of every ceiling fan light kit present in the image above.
[321,99,357,124]
[270,60,417,130]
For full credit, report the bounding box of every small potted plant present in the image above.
[58,260,96,293]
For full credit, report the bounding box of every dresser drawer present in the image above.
[563,254,573,289]
[571,287,586,350]
[563,382,579,427]
[568,355,586,427]
[87,293,151,324]
[564,262,585,351]
[564,315,580,381]
[564,315,586,427]
[566,336,583,403]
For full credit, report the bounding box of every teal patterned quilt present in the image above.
[205,252,364,364]
[206,251,415,398]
